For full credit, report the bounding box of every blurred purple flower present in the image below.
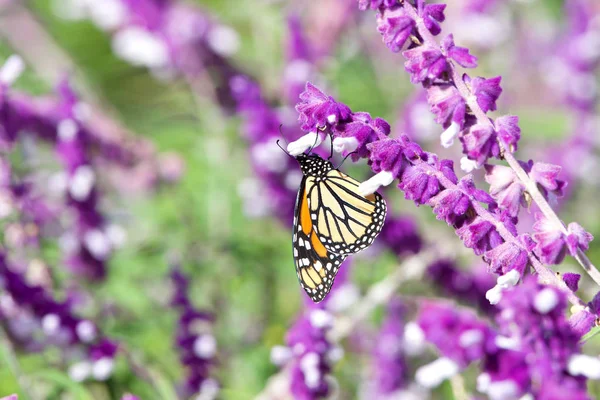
[372,298,408,396]
[171,268,219,400]
[0,252,118,382]
[427,260,496,313]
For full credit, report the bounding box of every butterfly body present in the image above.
[292,153,387,302]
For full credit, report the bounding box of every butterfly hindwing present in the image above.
[293,176,346,302]
[307,169,387,255]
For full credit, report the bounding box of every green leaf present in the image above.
[147,368,179,400]
[30,370,94,400]
[582,326,600,342]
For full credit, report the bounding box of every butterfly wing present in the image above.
[306,169,387,255]
[293,176,347,303]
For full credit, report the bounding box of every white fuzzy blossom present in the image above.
[358,171,395,196]
[287,132,323,156]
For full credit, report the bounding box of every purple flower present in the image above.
[483,235,530,277]
[464,75,502,113]
[366,138,410,179]
[532,213,594,265]
[416,0,446,36]
[379,215,422,255]
[495,115,521,151]
[457,217,502,256]
[529,162,567,199]
[399,164,441,205]
[372,298,407,395]
[427,83,466,130]
[334,112,389,160]
[403,45,447,84]
[563,273,581,292]
[429,184,471,225]
[376,6,416,52]
[460,123,500,166]
[296,82,351,131]
[442,35,478,68]
[484,164,525,218]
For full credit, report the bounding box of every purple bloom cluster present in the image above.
[360,0,595,274]
[170,269,219,399]
[53,80,112,280]
[416,278,597,399]
[427,260,496,313]
[0,56,176,280]
[371,298,408,396]
[285,309,336,399]
[293,82,581,305]
[56,0,241,110]
[0,252,118,382]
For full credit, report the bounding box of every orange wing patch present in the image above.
[300,188,312,235]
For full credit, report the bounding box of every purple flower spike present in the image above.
[403,45,447,84]
[171,268,218,399]
[372,298,407,395]
[416,0,446,36]
[484,164,525,218]
[399,164,441,205]
[529,162,567,198]
[442,35,477,68]
[460,123,499,166]
[285,310,337,399]
[563,273,581,292]
[296,82,352,131]
[377,7,416,53]
[495,115,521,151]
[464,75,502,113]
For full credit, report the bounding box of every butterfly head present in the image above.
[296,153,333,177]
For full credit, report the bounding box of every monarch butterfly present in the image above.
[292,152,387,302]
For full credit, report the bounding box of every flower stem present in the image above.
[403,1,599,287]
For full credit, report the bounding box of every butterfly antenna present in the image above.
[335,151,358,169]
[307,130,322,155]
[276,139,294,158]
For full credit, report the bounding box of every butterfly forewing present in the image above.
[292,176,347,302]
[309,169,387,255]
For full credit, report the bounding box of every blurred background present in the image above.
[0,0,599,399]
